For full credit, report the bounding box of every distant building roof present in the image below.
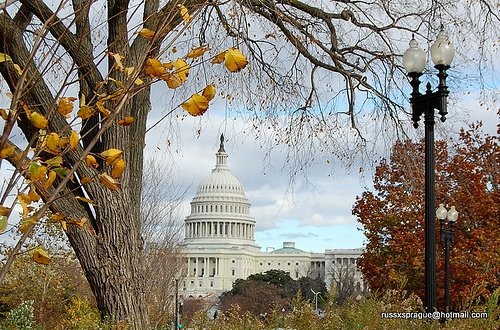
[269,242,304,254]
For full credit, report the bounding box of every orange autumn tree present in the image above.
[353,120,500,310]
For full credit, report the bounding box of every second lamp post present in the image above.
[437,204,458,312]
[403,27,455,313]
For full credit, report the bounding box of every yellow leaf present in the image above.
[202,84,216,101]
[108,51,125,71]
[0,216,7,233]
[57,97,76,117]
[211,51,226,64]
[44,170,57,189]
[98,173,120,190]
[45,156,63,167]
[84,155,99,168]
[77,105,94,119]
[224,48,248,73]
[75,196,95,205]
[111,159,126,178]
[28,186,40,202]
[177,4,191,23]
[96,101,110,117]
[0,108,9,120]
[29,163,47,182]
[138,28,155,41]
[171,59,189,82]
[32,247,51,265]
[144,58,165,77]
[117,116,134,126]
[164,73,184,89]
[187,45,210,59]
[0,145,15,159]
[181,93,209,116]
[13,63,23,75]
[46,132,61,153]
[134,77,144,85]
[100,148,123,165]
[18,194,30,218]
[60,220,67,231]
[80,177,93,185]
[19,219,34,234]
[0,206,10,216]
[0,53,12,62]
[30,112,48,129]
[69,130,79,149]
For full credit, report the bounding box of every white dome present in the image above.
[182,135,258,246]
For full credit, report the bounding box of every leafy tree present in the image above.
[353,120,499,310]
[297,276,328,307]
[0,0,496,327]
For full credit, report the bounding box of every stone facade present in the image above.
[178,136,364,297]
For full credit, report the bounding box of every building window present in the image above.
[268,262,271,266]
[232,269,235,276]
[278,262,281,266]
[232,260,235,263]
[199,281,202,287]
[296,263,299,266]
[288,262,291,266]
[260,262,262,266]
[210,281,214,287]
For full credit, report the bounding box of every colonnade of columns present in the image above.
[187,257,221,277]
[185,221,254,239]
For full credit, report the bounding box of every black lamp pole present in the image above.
[175,278,179,329]
[408,65,450,313]
[437,204,458,312]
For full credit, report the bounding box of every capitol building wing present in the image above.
[178,136,364,297]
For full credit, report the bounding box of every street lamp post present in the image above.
[311,288,320,313]
[436,204,458,312]
[403,27,454,313]
[174,279,179,329]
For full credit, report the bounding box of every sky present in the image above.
[143,89,497,253]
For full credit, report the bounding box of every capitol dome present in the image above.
[182,135,258,247]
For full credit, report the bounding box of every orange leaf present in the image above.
[0,145,15,159]
[69,130,79,149]
[211,51,226,64]
[57,97,76,117]
[187,45,210,59]
[117,116,135,126]
[44,170,57,189]
[181,94,209,116]
[46,132,61,153]
[77,105,95,119]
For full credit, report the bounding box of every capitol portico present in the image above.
[179,135,365,297]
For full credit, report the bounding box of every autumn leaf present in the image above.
[171,59,189,82]
[144,58,164,77]
[111,159,126,178]
[0,145,15,159]
[32,247,51,265]
[57,97,76,117]
[69,130,79,149]
[98,173,120,190]
[187,45,210,59]
[108,52,125,71]
[19,217,36,234]
[164,73,183,89]
[177,4,191,23]
[29,163,47,182]
[0,206,10,216]
[100,148,123,165]
[80,177,93,185]
[44,170,57,189]
[117,116,134,126]
[181,94,209,116]
[46,132,61,153]
[0,53,12,62]
[211,51,226,64]
[30,112,48,129]
[28,186,40,202]
[45,156,63,167]
[224,48,248,73]
[84,155,99,168]
[0,108,9,120]
[138,28,155,41]
[76,196,95,205]
[0,216,7,233]
[96,101,110,117]
[78,105,94,119]
[202,84,216,101]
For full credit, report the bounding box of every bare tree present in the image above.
[0,0,495,327]
[141,159,187,328]
[327,261,365,305]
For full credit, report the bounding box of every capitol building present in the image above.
[178,136,365,297]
